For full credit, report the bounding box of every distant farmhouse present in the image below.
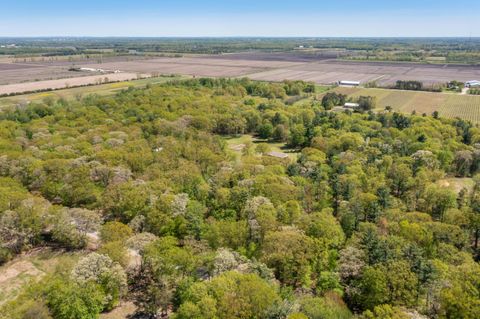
[466,80,480,88]
[339,80,360,87]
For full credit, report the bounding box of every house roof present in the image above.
[340,80,360,85]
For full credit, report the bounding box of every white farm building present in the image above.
[466,80,480,88]
[339,80,360,87]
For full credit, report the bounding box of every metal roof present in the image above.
[344,102,360,107]
[340,80,360,85]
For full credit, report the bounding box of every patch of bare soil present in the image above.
[0,251,45,305]
[100,301,137,319]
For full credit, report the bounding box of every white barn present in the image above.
[344,102,360,109]
[466,80,480,88]
[339,80,360,87]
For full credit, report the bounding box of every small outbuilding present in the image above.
[466,80,480,88]
[344,102,360,109]
[339,80,360,87]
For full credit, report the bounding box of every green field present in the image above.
[0,75,188,108]
[333,87,480,123]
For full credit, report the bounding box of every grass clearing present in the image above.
[437,177,475,194]
[225,134,300,162]
[0,248,84,306]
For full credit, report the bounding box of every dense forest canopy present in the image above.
[0,78,480,319]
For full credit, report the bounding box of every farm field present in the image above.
[0,75,186,108]
[2,52,480,94]
[0,63,93,86]
[76,56,480,86]
[0,55,153,86]
[247,60,480,86]
[0,72,148,96]
[77,56,303,79]
[333,87,480,123]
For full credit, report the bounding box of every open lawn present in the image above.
[438,177,475,194]
[225,134,300,161]
[332,87,480,123]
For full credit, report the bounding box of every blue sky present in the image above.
[1,0,478,37]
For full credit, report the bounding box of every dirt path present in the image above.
[100,302,137,319]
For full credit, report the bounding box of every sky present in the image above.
[1,0,479,37]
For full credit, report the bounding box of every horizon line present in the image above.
[1,35,480,39]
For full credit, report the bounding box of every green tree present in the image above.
[299,295,352,319]
[71,253,127,311]
[175,271,280,319]
[422,185,457,221]
[289,124,306,148]
[258,123,274,139]
[262,229,314,288]
[357,96,377,111]
[46,280,105,319]
[100,221,133,243]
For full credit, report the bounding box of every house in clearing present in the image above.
[466,80,480,88]
[267,151,289,159]
[339,80,360,87]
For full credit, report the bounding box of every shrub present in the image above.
[71,253,127,311]
[100,221,133,243]
[46,279,105,319]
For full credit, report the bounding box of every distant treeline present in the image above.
[365,80,443,92]
[1,37,480,62]
[394,80,424,91]
[173,77,316,99]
